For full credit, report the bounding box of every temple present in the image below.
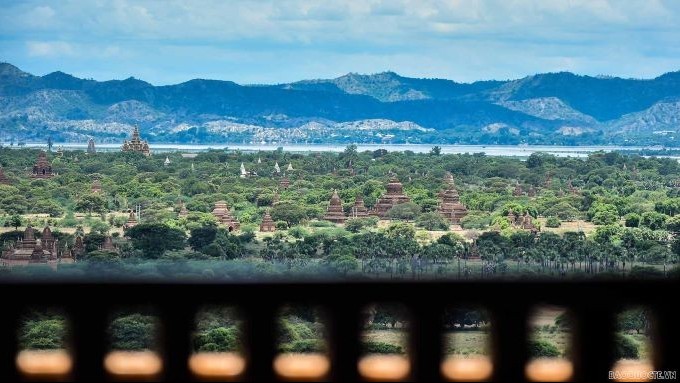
[260,210,275,232]
[91,180,103,194]
[323,190,346,223]
[0,166,10,185]
[178,202,189,218]
[0,225,74,267]
[438,173,468,224]
[212,201,240,231]
[507,210,539,232]
[101,236,116,252]
[31,151,54,178]
[279,177,290,189]
[512,183,524,196]
[123,210,138,229]
[121,127,151,156]
[371,176,411,218]
[87,138,96,154]
[349,194,369,218]
[164,156,171,166]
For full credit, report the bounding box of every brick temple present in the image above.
[323,190,346,223]
[260,210,275,232]
[121,127,151,156]
[349,194,369,218]
[212,201,240,231]
[371,176,411,218]
[31,151,54,179]
[438,173,468,224]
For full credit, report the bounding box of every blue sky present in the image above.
[1,0,679,85]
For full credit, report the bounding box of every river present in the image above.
[11,142,679,158]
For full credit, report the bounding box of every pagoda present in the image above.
[178,202,189,218]
[31,151,54,178]
[260,210,275,232]
[323,190,346,223]
[91,179,103,194]
[349,194,369,218]
[121,127,151,156]
[512,183,524,196]
[371,176,411,218]
[438,173,468,224]
[87,138,96,154]
[73,235,84,258]
[123,210,138,229]
[1,225,57,267]
[212,201,240,231]
[164,156,171,166]
[520,212,538,232]
[101,236,116,252]
[279,177,290,189]
[0,166,10,185]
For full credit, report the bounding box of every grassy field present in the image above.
[444,330,491,356]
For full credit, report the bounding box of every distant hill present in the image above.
[1,62,679,145]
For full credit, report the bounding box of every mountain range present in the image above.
[1,62,679,145]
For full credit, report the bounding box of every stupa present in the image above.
[123,210,138,229]
[260,210,275,232]
[91,179,103,194]
[438,173,468,224]
[31,151,54,178]
[371,176,411,218]
[349,194,369,218]
[323,190,346,223]
[212,201,240,231]
[87,138,96,154]
[121,127,151,156]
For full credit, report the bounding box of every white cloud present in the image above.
[1,0,679,83]
[26,41,76,57]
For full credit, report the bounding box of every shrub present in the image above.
[20,319,67,350]
[624,213,641,228]
[362,341,404,355]
[194,326,241,352]
[614,334,639,359]
[545,216,561,228]
[275,220,289,230]
[279,339,325,353]
[109,314,156,351]
[278,317,317,344]
[460,213,492,229]
[528,340,560,358]
[415,212,449,231]
[345,217,379,233]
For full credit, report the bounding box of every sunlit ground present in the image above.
[16,350,72,379]
[358,354,410,381]
[525,358,573,382]
[441,355,493,381]
[610,359,655,382]
[188,352,245,380]
[104,351,162,379]
[273,353,330,381]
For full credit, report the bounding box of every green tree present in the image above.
[75,194,107,214]
[109,314,157,351]
[415,212,449,230]
[386,202,421,221]
[125,223,187,258]
[8,214,22,230]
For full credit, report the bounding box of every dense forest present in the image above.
[1,146,679,280]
